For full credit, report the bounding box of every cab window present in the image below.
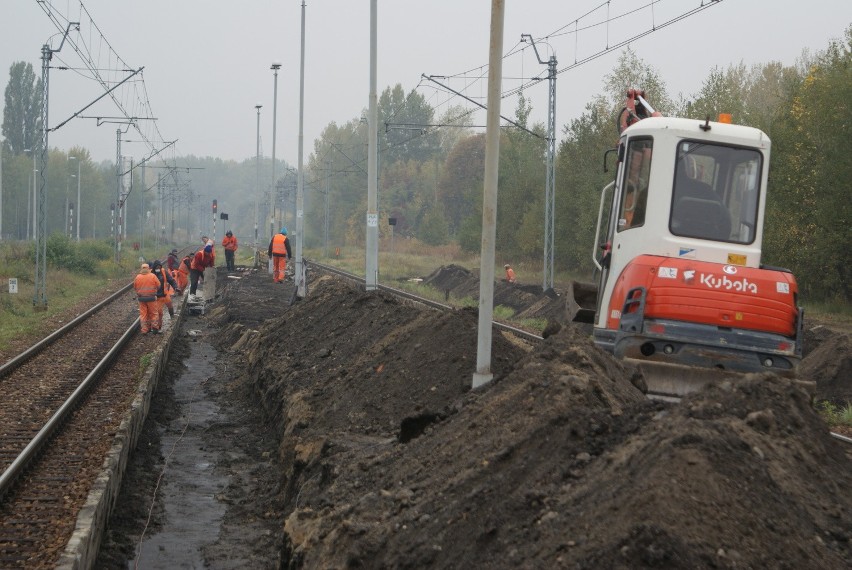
[617,138,652,232]
[670,141,761,244]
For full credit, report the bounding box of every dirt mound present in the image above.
[423,264,567,322]
[213,268,852,569]
[422,264,476,295]
[219,273,532,437]
[572,375,851,568]
[800,326,852,403]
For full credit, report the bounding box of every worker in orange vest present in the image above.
[504,264,517,284]
[151,259,178,331]
[189,244,214,297]
[267,227,292,283]
[134,263,161,334]
[175,254,191,294]
[222,230,238,272]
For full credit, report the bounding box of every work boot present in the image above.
[169,308,175,318]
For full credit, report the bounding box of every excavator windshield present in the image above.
[669,141,762,244]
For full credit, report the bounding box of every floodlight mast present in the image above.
[69,156,81,241]
[295,0,307,297]
[255,104,262,267]
[271,63,282,237]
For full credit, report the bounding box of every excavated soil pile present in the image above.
[422,264,567,323]
[800,326,852,403]
[211,268,851,569]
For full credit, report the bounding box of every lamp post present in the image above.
[254,103,262,266]
[69,156,81,241]
[68,174,76,239]
[271,63,282,238]
[65,174,70,237]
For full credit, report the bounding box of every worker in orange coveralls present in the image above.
[175,254,191,294]
[268,227,292,283]
[151,259,178,331]
[134,263,160,334]
[504,264,516,284]
[189,243,214,296]
[221,230,238,272]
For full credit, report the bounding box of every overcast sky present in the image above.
[1,1,850,167]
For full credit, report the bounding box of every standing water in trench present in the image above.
[133,338,226,568]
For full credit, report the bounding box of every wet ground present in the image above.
[96,271,285,569]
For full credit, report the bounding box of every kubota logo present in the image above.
[699,273,758,294]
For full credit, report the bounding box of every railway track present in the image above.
[0,258,187,568]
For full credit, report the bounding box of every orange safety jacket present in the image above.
[134,272,160,302]
[269,233,291,257]
[190,249,213,271]
[222,235,238,251]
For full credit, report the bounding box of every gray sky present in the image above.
[1,1,850,166]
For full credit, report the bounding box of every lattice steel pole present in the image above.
[34,43,50,311]
[522,34,557,291]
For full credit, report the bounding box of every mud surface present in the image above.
[98,263,851,569]
[96,272,285,569]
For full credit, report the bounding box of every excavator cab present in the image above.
[569,99,803,396]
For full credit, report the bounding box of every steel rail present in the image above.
[830,432,852,445]
[306,260,543,345]
[0,316,141,498]
[0,244,196,380]
[0,282,133,379]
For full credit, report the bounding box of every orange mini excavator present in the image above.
[573,89,804,397]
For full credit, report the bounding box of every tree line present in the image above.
[3,26,849,302]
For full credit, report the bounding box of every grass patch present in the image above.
[306,238,479,282]
[817,400,852,430]
[0,238,149,351]
[493,305,515,320]
[803,299,852,323]
[139,353,153,371]
[514,317,548,333]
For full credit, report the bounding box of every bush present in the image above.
[43,235,113,274]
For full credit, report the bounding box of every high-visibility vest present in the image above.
[272,233,289,256]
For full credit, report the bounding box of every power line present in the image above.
[423,0,726,107]
[35,1,187,187]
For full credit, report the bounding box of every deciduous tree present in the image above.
[2,62,42,155]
